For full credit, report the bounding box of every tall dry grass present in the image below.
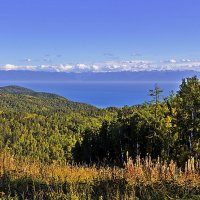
[0,151,199,199]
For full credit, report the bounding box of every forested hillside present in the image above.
[0,77,199,199]
[0,77,200,165]
[0,85,98,113]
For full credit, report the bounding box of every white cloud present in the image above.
[92,65,99,71]
[1,59,200,72]
[1,64,36,71]
[181,59,191,62]
[1,64,17,70]
[163,59,177,63]
[169,59,177,63]
[25,58,31,62]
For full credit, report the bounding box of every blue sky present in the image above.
[0,0,200,69]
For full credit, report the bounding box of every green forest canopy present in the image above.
[0,76,199,166]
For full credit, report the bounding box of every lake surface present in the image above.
[0,81,180,108]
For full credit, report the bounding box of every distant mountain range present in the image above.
[0,70,199,83]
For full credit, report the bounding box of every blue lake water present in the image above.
[0,82,180,108]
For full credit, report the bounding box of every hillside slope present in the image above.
[0,85,98,113]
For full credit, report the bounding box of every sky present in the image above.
[0,0,200,72]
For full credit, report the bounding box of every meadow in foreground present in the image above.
[0,152,199,200]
